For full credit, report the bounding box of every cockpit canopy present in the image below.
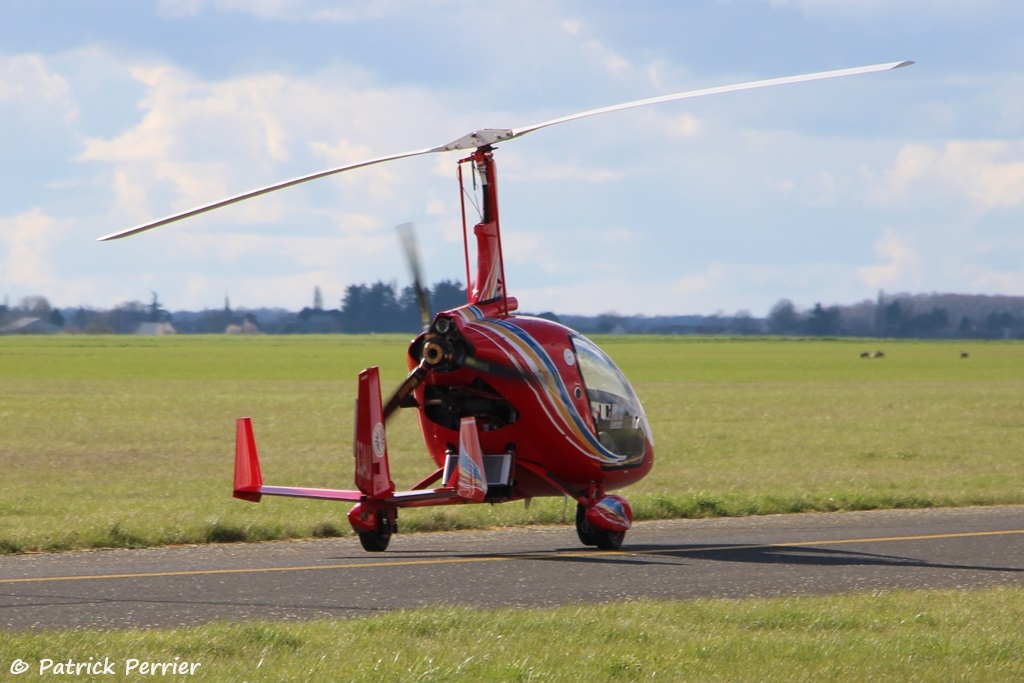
[571,334,651,459]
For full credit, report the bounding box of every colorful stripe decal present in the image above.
[455,308,628,466]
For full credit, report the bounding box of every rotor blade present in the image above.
[508,60,914,141]
[98,60,912,242]
[96,145,447,241]
[397,222,431,328]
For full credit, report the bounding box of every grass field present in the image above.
[2,588,1022,681]
[1,334,1022,553]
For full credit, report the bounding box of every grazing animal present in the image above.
[872,350,885,359]
[860,351,870,359]
[960,351,969,359]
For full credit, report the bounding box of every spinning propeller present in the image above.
[397,222,431,330]
[383,222,530,421]
[383,222,432,420]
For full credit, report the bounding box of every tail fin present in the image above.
[451,416,487,502]
[354,367,395,498]
[234,417,263,502]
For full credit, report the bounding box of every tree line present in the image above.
[3,287,1024,339]
[765,292,1024,339]
[0,281,469,335]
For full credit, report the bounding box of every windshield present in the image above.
[571,334,650,459]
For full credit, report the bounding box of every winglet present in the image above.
[454,416,488,503]
[233,417,264,502]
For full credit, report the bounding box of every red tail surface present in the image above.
[354,367,395,498]
[233,417,263,502]
[454,416,488,502]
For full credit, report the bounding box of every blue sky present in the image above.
[2,0,1023,316]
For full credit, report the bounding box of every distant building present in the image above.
[135,322,177,335]
[225,320,260,334]
[0,317,61,335]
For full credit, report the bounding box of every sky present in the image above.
[2,0,1023,317]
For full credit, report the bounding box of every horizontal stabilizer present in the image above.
[253,484,464,506]
[255,485,364,502]
[234,417,363,503]
[245,481,459,505]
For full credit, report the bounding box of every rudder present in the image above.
[354,367,395,498]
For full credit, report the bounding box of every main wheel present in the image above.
[576,502,626,550]
[358,530,391,552]
[575,503,598,546]
[358,509,395,552]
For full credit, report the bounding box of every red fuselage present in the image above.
[409,300,654,500]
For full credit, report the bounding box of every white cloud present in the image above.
[0,54,71,107]
[875,141,1024,210]
[1,209,67,293]
[856,233,921,291]
[75,62,462,233]
[0,53,77,123]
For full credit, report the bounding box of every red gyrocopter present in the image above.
[100,60,912,551]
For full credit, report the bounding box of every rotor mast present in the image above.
[460,147,511,314]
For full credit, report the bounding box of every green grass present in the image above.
[1,335,1023,553]
[2,587,1022,681]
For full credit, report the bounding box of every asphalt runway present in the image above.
[1,506,1021,631]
